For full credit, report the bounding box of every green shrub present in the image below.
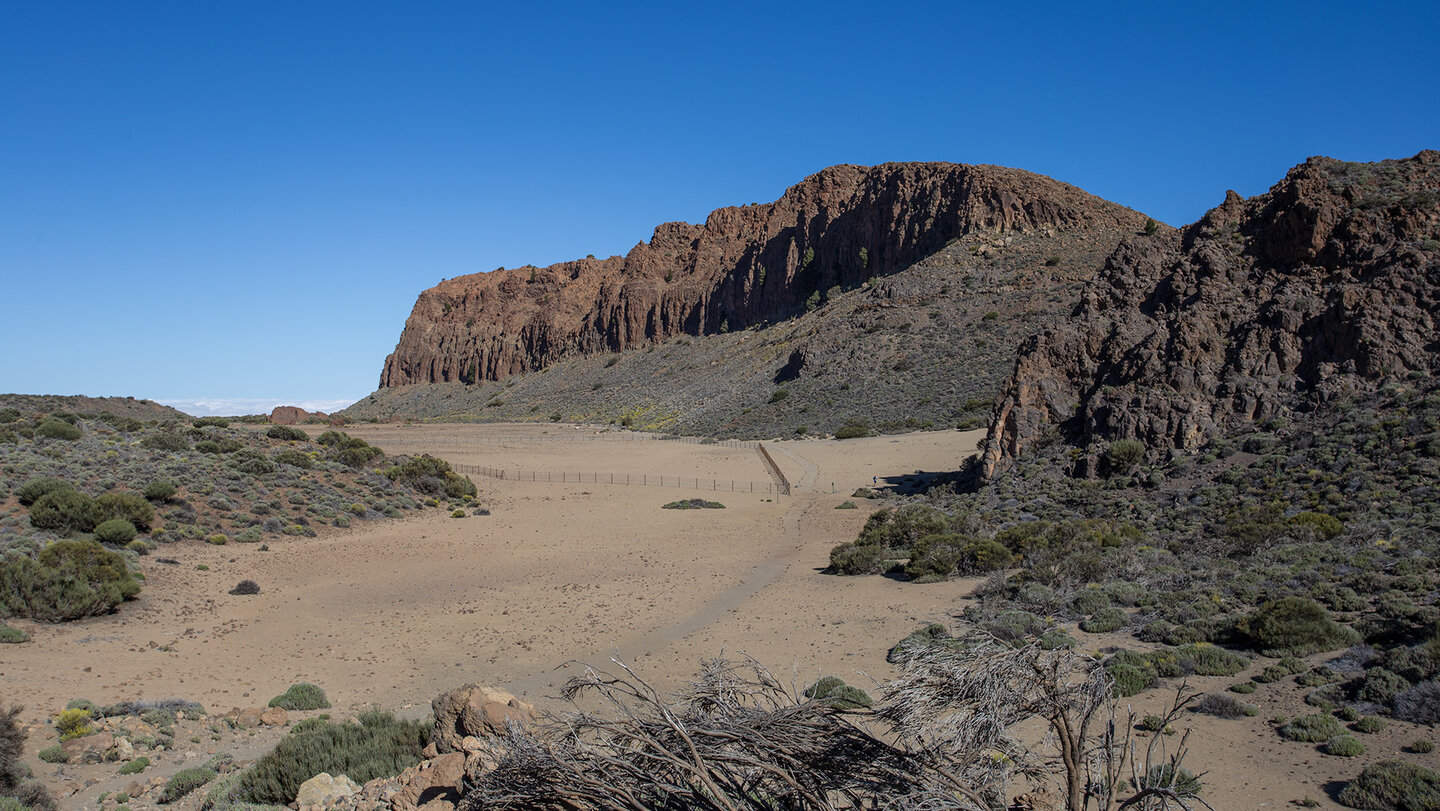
[827,543,883,575]
[1194,693,1253,719]
[661,499,725,510]
[1240,597,1359,656]
[272,449,313,469]
[193,417,230,428]
[1354,716,1387,734]
[1229,682,1257,694]
[37,745,67,764]
[35,419,81,441]
[143,480,178,501]
[265,426,309,442]
[1359,668,1410,705]
[0,540,141,621]
[1037,627,1077,650]
[160,768,216,803]
[768,389,790,404]
[1297,666,1343,687]
[1107,439,1146,472]
[803,677,873,710]
[268,683,329,711]
[1290,511,1344,539]
[1410,740,1435,754]
[228,712,427,805]
[1151,644,1247,677]
[118,756,149,775]
[17,477,73,506]
[1339,760,1440,810]
[887,624,954,664]
[835,501,857,510]
[1080,607,1127,634]
[834,420,871,439]
[195,439,244,454]
[229,451,276,475]
[1279,713,1343,743]
[93,520,137,545]
[55,708,92,740]
[141,432,189,452]
[1326,734,1366,758]
[29,489,98,533]
[93,492,154,532]
[450,509,466,518]
[1105,650,1160,696]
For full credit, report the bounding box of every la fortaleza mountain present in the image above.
[378,162,1148,388]
[982,149,1440,479]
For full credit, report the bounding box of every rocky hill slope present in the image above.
[0,394,189,421]
[378,162,1149,389]
[982,150,1440,478]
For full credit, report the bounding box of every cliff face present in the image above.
[379,162,1148,387]
[982,150,1440,479]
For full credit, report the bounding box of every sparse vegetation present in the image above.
[661,499,725,510]
[268,683,330,711]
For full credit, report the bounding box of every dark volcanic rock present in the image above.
[379,162,1148,388]
[982,150,1440,479]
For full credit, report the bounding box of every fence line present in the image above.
[755,443,792,496]
[359,434,758,449]
[452,464,782,494]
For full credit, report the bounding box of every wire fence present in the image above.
[755,444,792,496]
[360,433,758,449]
[452,464,785,494]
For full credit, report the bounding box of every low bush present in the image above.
[143,480,178,501]
[268,683,329,711]
[1338,760,1440,810]
[835,501,857,509]
[37,745,67,764]
[803,676,873,710]
[887,624,955,664]
[1297,666,1343,687]
[1229,682,1257,694]
[1193,693,1254,719]
[1354,716,1387,734]
[1394,681,1440,725]
[228,580,260,596]
[160,768,216,803]
[1107,439,1146,472]
[229,451,276,475]
[17,478,72,506]
[1239,596,1358,656]
[1279,713,1343,743]
[0,625,28,644]
[1080,607,1127,634]
[381,455,472,498]
[1410,740,1435,754]
[827,542,883,575]
[661,499,725,510]
[35,419,81,441]
[55,708,93,740]
[93,519,138,544]
[228,712,427,805]
[0,541,141,621]
[1106,651,1159,697]
[193,417,230,428]
[195,439,244,454]
[834,420,871,439]
[265,426,309,442]
[118,757,149,775]
[141,432,190,452]
[93,492,154,532]
[29,489,98,533]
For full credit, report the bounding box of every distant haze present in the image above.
[157,397,361,418]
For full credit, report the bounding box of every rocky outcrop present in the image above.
[380,162,1148,387]
[430,684,534,754]
[982,150,1440,478]
[271,406,327,425]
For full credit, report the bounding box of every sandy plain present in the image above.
[6,423,1433,810]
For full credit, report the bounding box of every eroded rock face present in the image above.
[982,150,1440,479]
[379,162,1147,387]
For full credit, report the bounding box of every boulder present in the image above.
[260,707,289,726]
[61,732,115,764]
[295,773,360,810]
[430,685,533,754]
[390,753,465,811]
[232,707,264,729]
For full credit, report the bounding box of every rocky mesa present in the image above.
[982,149,1440,479]
[378,162,1149,388]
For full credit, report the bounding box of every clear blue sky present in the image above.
[2,1,1435,415]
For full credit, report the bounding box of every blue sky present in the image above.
[2,1,1435,415]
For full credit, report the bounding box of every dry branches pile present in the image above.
[459,635,1210,811]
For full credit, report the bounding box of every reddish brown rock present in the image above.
[430,684,533,754]
[982,150,1440,478]
[260,706,288,726]
[271,406,327,425]
[379,162,1148,388]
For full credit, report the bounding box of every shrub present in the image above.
[94,492,154,532]
[661,499,725,510]
[1106,651,1160,697]
[273,449,314,469]
[1290,511,1344,539]
[1240,597,1358,656]
[228,712,427,805]
[1107,439,1146,472]
[1394,681,1440,725]
[1297,666,1343,687]
[1339,760,1440,810]
[35,419,81,441]
[17,478,72,506]
[160,768,216,803]
[268,683,329,711]
[1151,644,1247,677]
[450,509,466,518]
[1410,740,1435,754]
[193,417,229,428]
[834,420,871,440]
[1080,607,1127,634]
[195,439,244,454]
[37,745,67,764]
[1279,713,1343,743]
[768,389,790,404]
[381,456,473,498]
[230,451,276,475]
[1354,716,1387,734]
[835,501,857,510]
[1141,764,1201,796]
[1359,668,1410,705]
[803,677,873,710]
[887,624,956,664]
[228,580,260,596]
[1229,682,1257,694]
[143,480,178,501]
[0,540,141,621]
[265,426,309,441]
[1194,693,1253,719]
[118,757,149,775]
[55,708,93,740]
[828,543,883,575]
[1037,627,1077,650]
[93,520,137,545]
[29,489,98,533]
[141,432,189,452]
